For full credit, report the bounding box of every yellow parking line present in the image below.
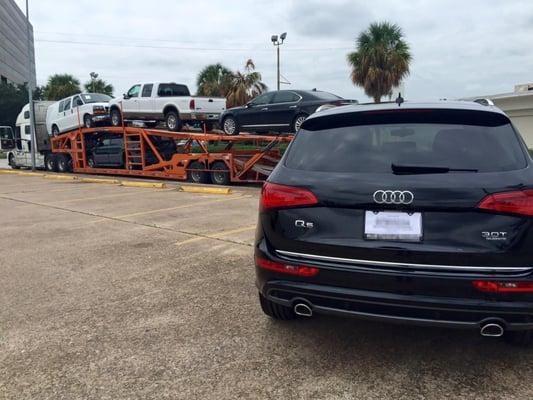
[175,224,256,246]
[85,194,251,224]
[42,188,175,205]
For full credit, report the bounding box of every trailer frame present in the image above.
[50,125,293,184]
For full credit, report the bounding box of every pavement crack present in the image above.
[0,195,252,247]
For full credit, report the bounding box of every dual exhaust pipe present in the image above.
[293,300,506,338]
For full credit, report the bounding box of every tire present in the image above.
[504,330,533,346]
[187,161,210,184]
[87,155,96,168]
[165,111,182,132]
[57,154,72,172]
[8,153,20,169]
[51,125,60,136]
[45,154,58,172]
[110,108,122,127]
[222,116,239,136]
[83,114,93,128]
[210,161,230,185]
[259,293,295,320]
[292,113,308,133]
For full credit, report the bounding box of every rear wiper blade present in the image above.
[391,163,478,174]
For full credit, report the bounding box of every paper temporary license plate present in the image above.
[364,211,422,241]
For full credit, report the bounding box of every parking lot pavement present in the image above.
[1,174,533,400]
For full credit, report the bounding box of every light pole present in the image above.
[271,32,287,91]
[24,0,36,170]
[90,72,98,92]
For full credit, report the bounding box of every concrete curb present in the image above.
[78,177,121,184]
[179,185,232,195]
[120,181,167,189]
[44,175,78,181]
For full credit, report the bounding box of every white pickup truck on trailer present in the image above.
[1,101,57,170]
[108,82,226,131]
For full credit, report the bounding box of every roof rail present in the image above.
[473,98,495,106]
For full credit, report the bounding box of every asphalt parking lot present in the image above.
[1,172,532,400]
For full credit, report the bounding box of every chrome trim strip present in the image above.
[241,124,290,127]
[276,250,532,273]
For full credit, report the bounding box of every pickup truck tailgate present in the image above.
[192,97,226,114]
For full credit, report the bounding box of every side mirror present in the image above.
[76,99,83,106]
[123,93,130,100]
[246,102,253,108]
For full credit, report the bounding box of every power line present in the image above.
[35,38,352,52]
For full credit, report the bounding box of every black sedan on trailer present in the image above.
[219,89,355,135]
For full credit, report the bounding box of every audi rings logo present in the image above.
[373,190,414,205]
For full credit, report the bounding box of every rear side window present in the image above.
[285,111,527,173]
[272,91,300,103]
[142,84,153,97]
[157,84,190,97]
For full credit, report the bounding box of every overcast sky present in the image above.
[13,0,533,101]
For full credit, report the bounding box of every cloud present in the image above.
[13,0,533,102]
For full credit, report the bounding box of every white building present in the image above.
[468,83,533,148]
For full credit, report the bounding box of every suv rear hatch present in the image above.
[263,107,533,275]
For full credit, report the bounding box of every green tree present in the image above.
[0,83,42,129]
[42,74,81,100]
[196,63,233,97]
[226,59,267,108]
[347,22,412,103]
[83,77,114,96]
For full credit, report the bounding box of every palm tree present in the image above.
[347,22,412,103]
[196,63,233,97]
[83,78,114,96]
[42,74,81,100]
[226,59,267,108]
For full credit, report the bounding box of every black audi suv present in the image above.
[219,89,355,135]
[255,100,533,345]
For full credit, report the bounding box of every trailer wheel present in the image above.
[110,108,122,127]
[45,154,58,172]
[210,161,230,186]
[165,111,182,132]
[8,153,20,169]
[57,154,72,172]
[83,114,93,128]
[187,161,210,184]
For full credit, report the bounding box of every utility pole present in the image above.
[271,32,287,91]
[25,0,36,171]
[90,72,98,92]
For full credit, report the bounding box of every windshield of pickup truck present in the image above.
[157,84,190,97]
[82,94,112,103]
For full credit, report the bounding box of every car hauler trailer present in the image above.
[48,126,293,185]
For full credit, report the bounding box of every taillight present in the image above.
[261,182,318,210]
[473,280,533,293]
[189,99,195,110]
[255,255,319,277]
[477,190,533,216]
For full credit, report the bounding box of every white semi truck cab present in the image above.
[0,101,54,169]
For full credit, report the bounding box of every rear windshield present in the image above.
[310,91,342,101]
[157,84,190,97]
[285,119,527,173]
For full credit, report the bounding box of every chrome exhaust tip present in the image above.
[294,302,313,317]
[480,322,504,337]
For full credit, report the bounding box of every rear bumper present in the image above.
[255,243,533,331]
[181,112,221,121]
[259,279,533,331]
